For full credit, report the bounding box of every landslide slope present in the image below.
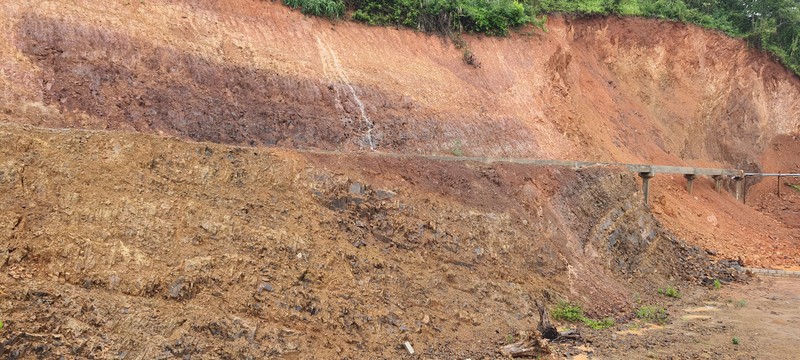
[1,0,800,357]
[1,0,799,167]
[0,124,735,358]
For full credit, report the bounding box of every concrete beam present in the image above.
[733,176,744,202]
[684,174,696,194]
[712,175,723,193]
[639,172,655,205]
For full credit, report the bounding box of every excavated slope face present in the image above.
[1,0,799,168]
[0,124,736,358]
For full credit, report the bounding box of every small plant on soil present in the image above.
[713,279,722,290]
[450,140,464,156]
[735,299,747,308]
[732,336,740,345]
[583,317,616,330]
[636,306,669,324]
[657,286,681,298]
[633,292,642,305]
[552,302,615,330]
[552,301,584,322]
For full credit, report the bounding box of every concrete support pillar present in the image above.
[684,174,696,194]
[639,172,655,205]
[712,175,722,193]
[734,176,744,202]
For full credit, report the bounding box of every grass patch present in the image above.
[583,317,616,330]
[552,301,585,322]
[552,301,616,330]
[636,305,669,324]
[657,286,681,299]
[713,279,722,290]
[283,0,344,18]
[450,140,464,156]
[735,299,747,308]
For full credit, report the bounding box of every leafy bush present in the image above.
[552,301,584,322]
[352,0,529,36]
[552,301,615,330]
[283,0,800,77]
[284,0,344,18]
[617,0,642,16]
[457,0,529,35]
[657,286,681,298]
[636,305,669,324]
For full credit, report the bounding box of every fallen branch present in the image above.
[500,336,550,358]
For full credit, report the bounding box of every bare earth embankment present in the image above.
[1,0,799,358]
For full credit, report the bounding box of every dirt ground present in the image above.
[576,276,800,359]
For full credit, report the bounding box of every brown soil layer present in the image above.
[0,123,739,358]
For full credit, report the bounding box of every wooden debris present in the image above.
[403,341,415,355]
[557,329,582,341]
[500,335,550,358]
[536,300,559,340]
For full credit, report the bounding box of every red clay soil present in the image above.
[741,134,800,269]
[642,132,800,270]
[1,0,799,165]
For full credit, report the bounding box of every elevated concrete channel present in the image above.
[308,151,799,203]
[742,172,800,203]
[309,150,748,204]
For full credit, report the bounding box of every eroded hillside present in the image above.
[0,124,738,358]
[1,0,799,167]
[1,0,800,358]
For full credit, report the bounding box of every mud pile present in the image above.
[0,124,737,358]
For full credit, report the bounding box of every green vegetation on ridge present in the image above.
[281,0,800,76]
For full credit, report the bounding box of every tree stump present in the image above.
[536,300,559,340]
